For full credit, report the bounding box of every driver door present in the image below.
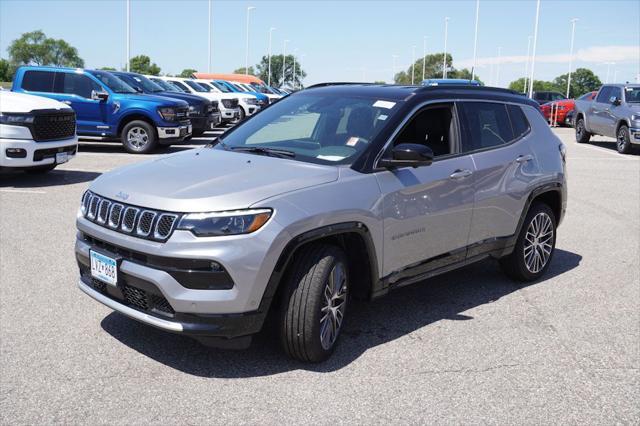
[52,72,110,135]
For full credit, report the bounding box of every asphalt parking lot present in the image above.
[1,127,638,424]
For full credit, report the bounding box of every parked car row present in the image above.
[6,66,285,158]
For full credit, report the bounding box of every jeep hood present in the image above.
[89,148,339,212]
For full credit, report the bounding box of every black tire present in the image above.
[575,118,591,143]
[499,202,557,282]
[24,164,56,174]
[121,120,157,154]
[616,125,632,154]
[279,244,349,363]
[237,108,246,122]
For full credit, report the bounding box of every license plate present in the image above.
[56,152,69,164]
[90,250,117,286]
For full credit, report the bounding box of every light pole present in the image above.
[422,36,428,81]
[527,0,540,99]
[411,45,416,84]
[496,46,502,87]
[244,6,256,75]
[126,0,130,71]
[392,54,398,83]
[207,0,212,73]
[299,54,306,89]
[524,35,532,95]
[267,27,276,86]
[282,39,289,87]
[566,18,578,97]
[443,17,450,79]
[292,48,298,88]
[604,62,615,83]
[471,0,480,81]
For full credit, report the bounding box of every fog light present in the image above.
[6,148,27,158]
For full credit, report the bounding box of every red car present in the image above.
[542,91,597,126]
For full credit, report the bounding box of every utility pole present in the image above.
[244,6,256,75]
[566,18,578,97]
[528,0,540,99]
[524,35,532,94]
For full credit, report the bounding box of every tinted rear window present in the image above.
[507,104,531,139]
[461,102,514,152]
[21,70,56,92]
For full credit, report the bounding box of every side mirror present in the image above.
[609,96,621,106]
[91,90,109,101]
[379,143,434,168]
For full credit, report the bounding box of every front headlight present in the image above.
[631,114,640,122]
[176,209,272,237]
[158,107,177,121]
[245,98,258,105]
[0,112,35,126]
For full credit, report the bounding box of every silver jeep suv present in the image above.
[76,83,567,362]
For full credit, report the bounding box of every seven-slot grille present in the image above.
[81,191,180,242]
[221,98,239,109]
[31,110,76,141]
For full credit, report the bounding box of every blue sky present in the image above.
[1,0,638,86]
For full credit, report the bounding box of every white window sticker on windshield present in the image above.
[346,137,359,147]
[317,155,345,161]
[377,114,388,121]
[373,100,396,109]
[625,87,633,91]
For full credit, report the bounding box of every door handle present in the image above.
[515,154,533,164]
[449,169,473,180]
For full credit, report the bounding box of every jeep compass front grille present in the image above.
[81,191,180,242]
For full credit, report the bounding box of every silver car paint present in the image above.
[76,96,566,318]
[575,84,640,141]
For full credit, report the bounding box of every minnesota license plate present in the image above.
[90,250,117,286]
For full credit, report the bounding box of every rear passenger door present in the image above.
[590,86,612,135]
[458,102,536,253]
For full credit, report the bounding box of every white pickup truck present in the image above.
[0,90,78,173]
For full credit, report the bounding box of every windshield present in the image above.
[216,93,401,166]
[212,81,232,93]
[252,83,276,94]
[118,74,163,93]
[232,83,246,92]
[624,86,640,103]
[152,78,179,92]
[185,80,209,92]
[88,70,136,93]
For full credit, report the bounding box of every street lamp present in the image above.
[411,45,416,84]
[604,62,615,83]
[443,17,450,79]
[207,0,212,73]
[299,53,306,89]
[566,18,578,97]
[244,6,256,75]
[422,36,428,81]
[471,0,480,81]
[528,0,541,99]
[524,35,532,95]
[282,39,289,87]
[267,27,276,86]
[292,48,298,89]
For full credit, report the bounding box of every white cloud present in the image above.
[457,45,640,68]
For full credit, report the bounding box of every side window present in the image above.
[171,81,190,92]
[596,87,612,103]
[21,70,55,92]
[461,102,514,152]
[394,105,454,157]
[57,73,101,98]
[507,105,531,139]
[609,87,622,101]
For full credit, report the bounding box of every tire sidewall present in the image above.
[617,126,631,154]
[513,203,557,281]
[576,118,589,143]
[121,120,157,154]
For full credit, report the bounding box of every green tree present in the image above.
[0,58,15,81]
[508,78,558,93]
[98,66,116,71]
[255,55,306,88]
[179,68,198,78]
[233,66,256,76]
[129,55,161,75]
[393,53,481,85]
[552,68,602,98]
[8,30,83,67]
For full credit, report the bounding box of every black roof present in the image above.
[304,82,538,107]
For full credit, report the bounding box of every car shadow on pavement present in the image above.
[78,141,210,155]
[0,168,101,188]
[587,139,639,155]
[101,248,582,378]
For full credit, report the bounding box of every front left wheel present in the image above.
[121,120,157,154]
[280,244,349,363]
[617,125,633,154]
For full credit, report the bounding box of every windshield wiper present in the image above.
[229,146,296,158]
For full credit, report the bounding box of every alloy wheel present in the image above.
[127,127,149,150]
[617,128,628,151]
[319,262,348,350]
[523,212,554,274]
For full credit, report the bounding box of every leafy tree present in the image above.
[0,58,15,81]
[255,55,306,88]
[98,66,116,71]
[179,68,198,78]
[394,53,481,85]
[8,30,83,67]
[552,68,602,98]
[129,55,160,75]
[508,78,557,93]
[233,66,256,76]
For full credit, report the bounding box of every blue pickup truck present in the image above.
[12,66,192,153]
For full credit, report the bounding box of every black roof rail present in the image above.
[415,84,522,96]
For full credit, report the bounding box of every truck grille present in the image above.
[209,101,219,113]
[31,110,76,141]
[81,191,180,242]
[221,98,239,109]
[175,107,189,120]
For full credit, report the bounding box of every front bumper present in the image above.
[220,108,241,123]
[157,122,192,142]
[0,136,78,168]
[190,113,222,133]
